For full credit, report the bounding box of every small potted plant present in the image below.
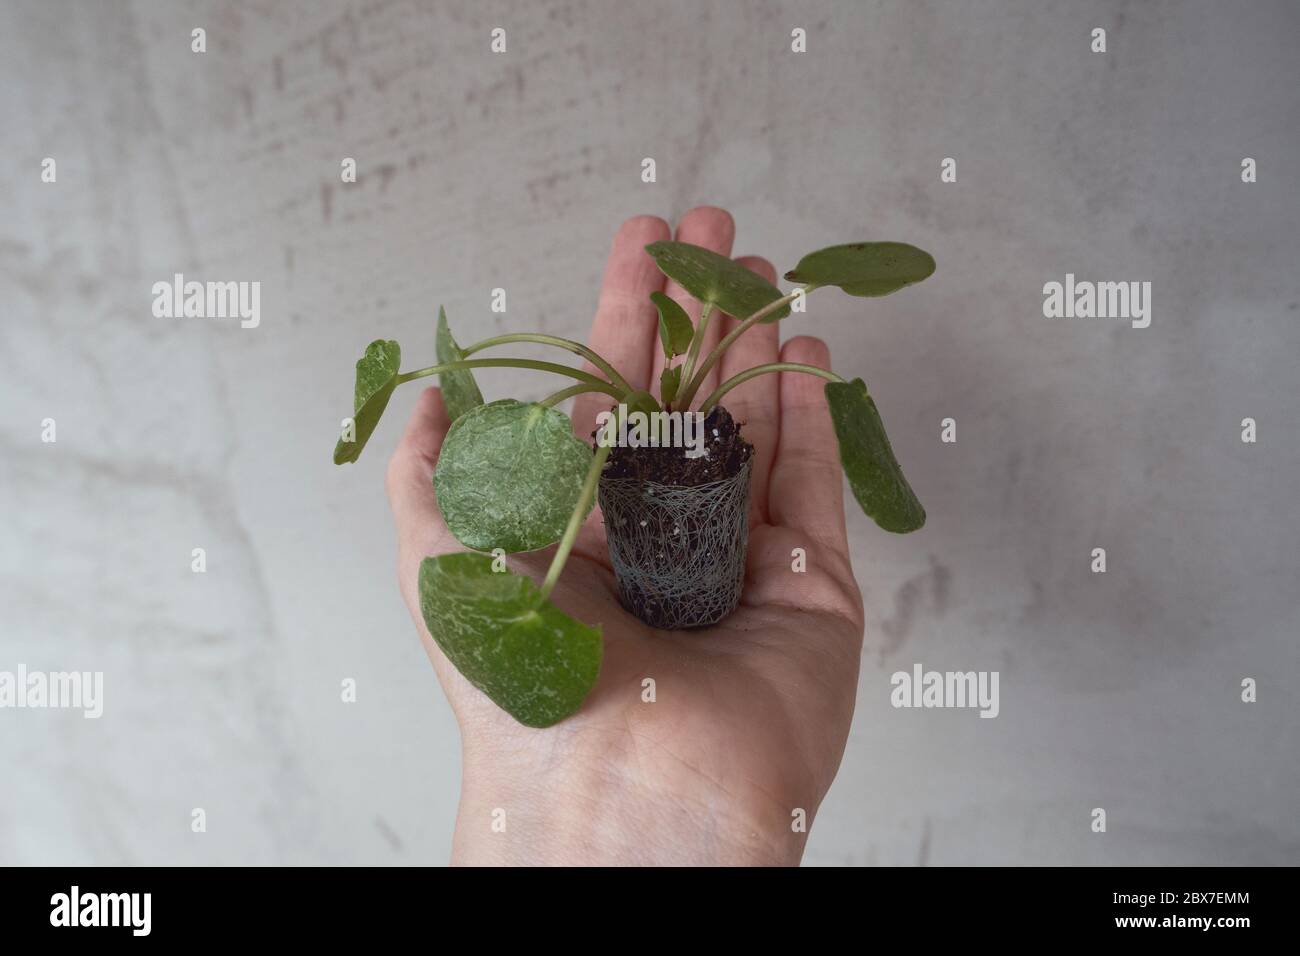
[333,234,935,727]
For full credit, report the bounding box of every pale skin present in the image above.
[385,207,865,865]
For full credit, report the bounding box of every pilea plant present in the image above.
[333,238,935,727]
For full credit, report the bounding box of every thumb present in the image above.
[385,388,510,727]
[386,387,456,583]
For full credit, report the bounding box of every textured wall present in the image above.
[2,0,1297,865]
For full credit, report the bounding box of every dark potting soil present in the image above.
[601,405,753,484]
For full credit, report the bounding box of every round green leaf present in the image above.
[436,306,484,421]
[334,339,401,465]
[419,552,602,727]
[825,378,925,533]
[434,399,594,552]
[784,243,936,297]
[646,240,790,323]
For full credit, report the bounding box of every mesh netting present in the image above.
[598,461,752,629]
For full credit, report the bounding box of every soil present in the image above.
[601,405,753,484]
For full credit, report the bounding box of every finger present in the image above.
[716,255,780,525]
[652,206,734,401]
[386,387,455,577]
[768,337,848,553]
[571,215,670,439]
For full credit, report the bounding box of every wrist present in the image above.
[451,734,805,866]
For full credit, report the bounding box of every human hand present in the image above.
[385,207,865,866]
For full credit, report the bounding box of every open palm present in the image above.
[386,208,865,865]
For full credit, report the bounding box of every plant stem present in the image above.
[395,358,611,390]
[678,301,713,391]
[539,381,620,408]
[698,362,845,413]
[676,286,815,409]
[540,437,612,601]
[462,333,633,395]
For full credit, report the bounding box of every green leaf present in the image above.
[646,240,790,323]
[659,366,682,406]
[650,291,694,357]
[434,400,594,552]
[436,306,484,421]
[623,388,661,417]
[334,339,401,465]
[623,388,671,441]
[419,552,601,727]
[784,242,935,297]
[825,378,925,533]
